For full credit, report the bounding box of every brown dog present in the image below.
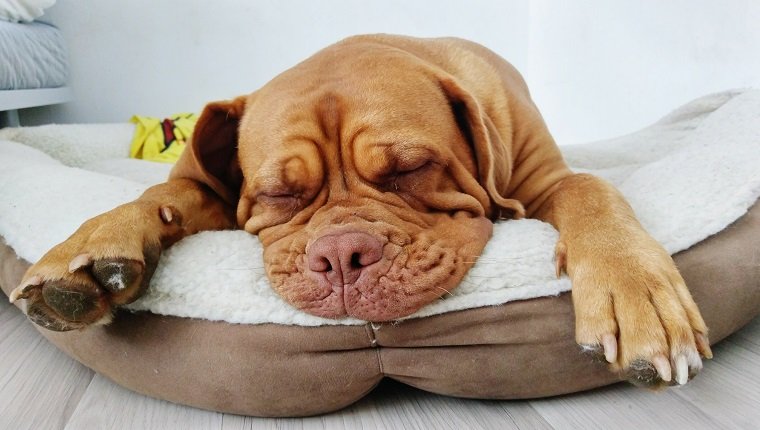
[11,34,710,387]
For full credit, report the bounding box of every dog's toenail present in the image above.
[675,355,689,385]
[160,206,173,223]
[69,253,93,273]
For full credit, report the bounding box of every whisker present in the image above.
[435,286,454,298]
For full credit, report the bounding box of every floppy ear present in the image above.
[439,77,526,219]
[169,95,247,205]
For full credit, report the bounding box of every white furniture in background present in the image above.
[0,18,70,127]
[0,87,71,127]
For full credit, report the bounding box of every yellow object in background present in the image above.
[129,113,198,163]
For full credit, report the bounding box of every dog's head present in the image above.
[172,38,525,321]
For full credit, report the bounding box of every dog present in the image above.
[10,34,711,387]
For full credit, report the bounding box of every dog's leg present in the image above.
[9,179,235,331]
[533,173,712,387]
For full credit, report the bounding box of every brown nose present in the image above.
[307,232,383,285]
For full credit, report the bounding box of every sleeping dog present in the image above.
[10,34,711,387]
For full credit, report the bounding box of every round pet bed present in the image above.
[1,90,759,417]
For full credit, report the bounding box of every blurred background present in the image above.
[19,0,760,145]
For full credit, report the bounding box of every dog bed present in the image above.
[1,89,759,416]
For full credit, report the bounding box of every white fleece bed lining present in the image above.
[0,89,758,326]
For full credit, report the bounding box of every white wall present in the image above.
[527,0,760,144]
[21,0,529,126]
[21,0,760,145]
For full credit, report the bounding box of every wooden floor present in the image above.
[1,294,758,430]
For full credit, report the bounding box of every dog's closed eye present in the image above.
[388,158,442,190]
[255,193,300,208]
[395,156,433,174]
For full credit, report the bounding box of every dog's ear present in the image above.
[439,78,525,219]
[170,95,248,205]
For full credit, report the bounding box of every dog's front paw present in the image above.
[565,239,713,388]
[9,203,173,331]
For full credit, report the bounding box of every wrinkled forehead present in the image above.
[238,43,458,149]
[237,80,458,167]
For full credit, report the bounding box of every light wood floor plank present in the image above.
[727,316,760,354]
[0,306,94,430]
[529,383,728,430]
[494,401,556,430]
[64,374,224,430]
[528,316,760,430]
[669,339,760,430]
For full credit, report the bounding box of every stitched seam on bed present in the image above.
[364,323,384,374]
